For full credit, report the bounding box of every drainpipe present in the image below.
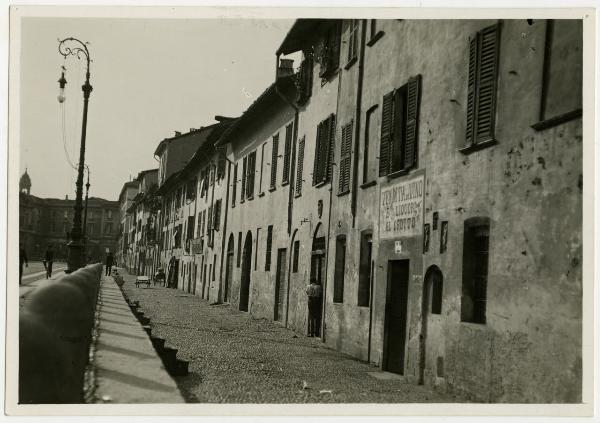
[275,52,300,328]
[217,156,232,304]
[208,160,217,301]
[351,19,367,228]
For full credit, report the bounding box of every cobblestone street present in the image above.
[120,272,466,403]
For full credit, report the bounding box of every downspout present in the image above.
[217,156,232,304]
[208,161,217,301]
[351,19,367,228]
[274,52,300,328]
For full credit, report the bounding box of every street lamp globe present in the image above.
[57,68,67,103]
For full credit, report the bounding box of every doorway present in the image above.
[274,248,287,321]
[309,232,326,338]
[224,234,235,303]
[419,265,443,384]
[239,231,253,312]
[383,259,410,375]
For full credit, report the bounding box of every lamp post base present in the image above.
[65,239,84,274]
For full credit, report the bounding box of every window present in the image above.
[237,232,242,267]
[333,235,346,303]
[270,134,279,190]
[532,20,582,130]
[293,240,300,273]
[186,177,197,201]
[212,255,217,281]
[319,21,341,79]
[362,105,378,185]
[464,24,500,150]
[207,206,212,236]
[313,114,336,186]
[107,210,113,219]
[259,143,266,194]
[282,123,293,185]
[174,224,182,248]
[461,217,490,324]
[379,75,421,176]
[246,151,256,199]
[295,137,305,197]
[217,155,226,180]
[232,163,238,207]
[358,232,372,307]
[213,200,221,231]
[338,120,353,195]
[265,225,273,271]
[346,20,359,65]
[241,157,247,203]
[187,215,195,240]
[296,54,313,105]
[105,222,113,235]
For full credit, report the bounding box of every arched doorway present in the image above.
[224,234,235,303]
[239,231,253,312]
[309,223,326,338]
[419,265,444,385]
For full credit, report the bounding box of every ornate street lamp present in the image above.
[58,37,93,273]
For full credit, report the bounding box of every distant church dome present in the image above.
[20,169,31,195]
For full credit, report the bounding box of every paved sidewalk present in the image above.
[121,272,466,404]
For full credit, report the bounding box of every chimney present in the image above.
[277,58,294,78]
[174,131,181,137]
[65,195,68,200]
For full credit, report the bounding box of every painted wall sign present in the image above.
[379,174,425,239]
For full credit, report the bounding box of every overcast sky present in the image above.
[19,17,294,201]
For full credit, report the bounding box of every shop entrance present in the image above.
[383,259,410,375]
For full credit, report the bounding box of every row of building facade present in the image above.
[116,18,583,403]
[19,170,119,262]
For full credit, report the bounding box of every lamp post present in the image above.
[58,37,93,273]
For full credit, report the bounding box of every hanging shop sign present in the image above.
[379,174,425,240]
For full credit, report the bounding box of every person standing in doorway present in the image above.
[44,245,54,279]
[306,277,323,337]
[105,251,114,276]
[19,243,28,285]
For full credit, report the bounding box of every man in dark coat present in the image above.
[44,245,54,279]
[19,243,28,285]
[105,252,114,276]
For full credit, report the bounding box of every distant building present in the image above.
[19,171,118,262]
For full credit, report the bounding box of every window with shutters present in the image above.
[463,24,500,152]
[461,217,490,324]
[293,240,300,273]
[217,155,226,180]
[346,20,359,68]
[265,225,273,271]
[270,134,279,191]
[231,163,237,208]
[196,212,202,238]
[296,53,313,105]
[295,137,305,197]
[362,105,378,186]
[333,235,346,303]
[338,120,353,195]
[246,151,256,199]
[378,75,421,177]
[187,215,195,240]
[313,114,336,186]
[532,20,582,131]
[282,123,293,185]
[213,199,221,231]
[241,156,247,203]
[258,143,266,195]
[319,21,341,79]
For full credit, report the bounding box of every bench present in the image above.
[135,276,151,288]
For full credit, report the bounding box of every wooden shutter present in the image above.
[246,152,256,198]
[326,114,336,182]
[207,206,212,236]
[213,200,221,230]
[295,137,305,196]
[466,36,478,145]
[241,156,247,202]
[217,155,226,179]
[270,134,279,189]
[313,122,322,185]
[232,163,237,206]
[379,91,394,176]
[338,120,353,194]
[475,24,500,143]
[282,123,293,184]
[404,75,421,169]
[329,22,341,72]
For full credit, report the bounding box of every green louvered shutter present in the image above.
[379,91,394,176]
[404,74,421,169]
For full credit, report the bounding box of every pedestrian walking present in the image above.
[305,277,323,337]
[19,243,28,285]
[43,245,54,279]
[105,251,114,276]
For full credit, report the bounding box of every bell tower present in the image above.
[19,168,31,195]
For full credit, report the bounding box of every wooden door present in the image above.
[383,260,410,375]
[274,248,287,321]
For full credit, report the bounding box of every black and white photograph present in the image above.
[5,4,595,418]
